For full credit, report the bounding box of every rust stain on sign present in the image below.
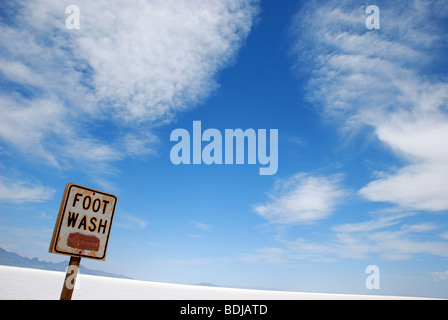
[67,232,100,251]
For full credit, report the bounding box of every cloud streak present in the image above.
[244,211,448,264]
[430,270,448,282]
[0,177,55,203]
[247,0,448,267]
[291,0,448,212]
[252,173,347,225]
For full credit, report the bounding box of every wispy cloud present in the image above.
[115,214,149,229]
[0,176,55,203]
[241,247,288,264]
[248,0,448,265]
[187,221,213,238]
[190,221,213,231]
[430,270,448,282]
[243,211,448,264]
[0,0,259,171]
[331,211,448,261]
[0,225,53,254]
[332,211,415,233]
[252,173,347,225]
[291,0,448,212]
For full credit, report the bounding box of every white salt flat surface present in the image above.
[0,266,431,300]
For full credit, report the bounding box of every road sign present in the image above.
[49,183,118,261]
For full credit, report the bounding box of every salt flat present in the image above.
[0,265,430,300]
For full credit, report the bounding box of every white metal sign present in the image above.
[49,183,117,261]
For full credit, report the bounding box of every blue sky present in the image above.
[1,0,448,298]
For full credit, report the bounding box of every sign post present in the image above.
[49,183,118,300]
[60,256,81,300]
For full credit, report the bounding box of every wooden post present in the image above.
[60,256,81,300]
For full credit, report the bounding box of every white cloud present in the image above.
[245,0,448,269]
[339,215,448,261]
[0,0,258,168]
[187,221,213,239]
[0,225,54,254]
[0,59,44,86]
[241,247,288,264]
[430,270,448,282]
[70,0,258,122]
[0,177,55,203]
[252,173,347,225]
[191,221,213,231]
[366,231,448,261]
[332,211,415,233]
[360,117,448,211]
[243,211,448,264]
[115,214,149,229]
[292,0,448,212]
[121,132,158,157]
[332,212,448,261]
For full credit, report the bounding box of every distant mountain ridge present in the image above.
[0,247,131,279]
